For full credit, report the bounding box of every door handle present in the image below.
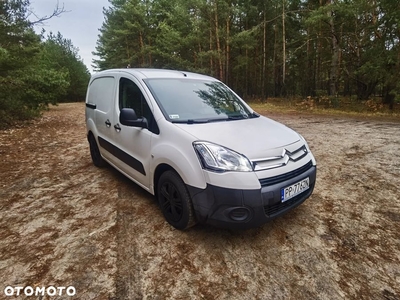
[105,119,111,127]
[114,124,121,132]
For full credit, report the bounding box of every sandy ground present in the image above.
[0,102,399,300]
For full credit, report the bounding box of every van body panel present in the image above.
[173,116,300,160]
[149,120,207,191]
[85,68,317,229]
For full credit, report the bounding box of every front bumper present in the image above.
[188,165,316,229]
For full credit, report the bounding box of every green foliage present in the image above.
[0,0,90,128]
[41,31,90,102]
[93,0,400,109]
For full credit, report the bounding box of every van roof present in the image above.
[93,68,216,81]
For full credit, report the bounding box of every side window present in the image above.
[88,77,115,112]
[119,77,151,121]
[118,77,159,134]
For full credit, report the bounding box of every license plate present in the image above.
[281,177,310,202]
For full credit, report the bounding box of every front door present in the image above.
[111,76,155,189]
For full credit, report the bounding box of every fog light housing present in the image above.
[227,207,251,221]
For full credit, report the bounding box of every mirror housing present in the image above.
[120,108,148,128]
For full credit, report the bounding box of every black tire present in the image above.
[157,170,197,230]
[88,134,106,167]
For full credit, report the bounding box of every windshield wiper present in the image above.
[248,112,260,118]
[226,115,247,120]
[227,111,260,120]
[172,119,210,124]
[203,115,247,122]
[172,113,258,124]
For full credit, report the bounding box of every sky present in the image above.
[29,0,110,73]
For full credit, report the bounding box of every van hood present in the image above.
[174,116,301,159]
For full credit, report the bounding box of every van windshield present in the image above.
[144,78,256,123]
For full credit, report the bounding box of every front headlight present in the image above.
[193,141,253,172]
[299,134,317,166]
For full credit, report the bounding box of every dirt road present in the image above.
[0,103,399,299]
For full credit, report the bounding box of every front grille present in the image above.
[252,145,308,171]
[264,184,313,216]
[259,160,313,187]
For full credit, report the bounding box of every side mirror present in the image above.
[120,108,148,128]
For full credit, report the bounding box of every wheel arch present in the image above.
[150,141,207,194]
[153,163,176,198]
[87,130,94,140]
[86,117,98,140]
[155,167,197,229]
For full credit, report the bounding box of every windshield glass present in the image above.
[144,78,254,123]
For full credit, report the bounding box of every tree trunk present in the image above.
[139,31,145,67]
[245,48,249,97]
[282,0,286,87]
[209,22,214,77]
[261,8,267,101]
[148,36,152,67]
[226,14,230,85]
[327,0,339,96]
[125,36,130,67]
[214,0,223,81]
[384,87,395,110]
[315,0,323,93]
[306,27,313,96]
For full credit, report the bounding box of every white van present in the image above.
[85,69,316,230]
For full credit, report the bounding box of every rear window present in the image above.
[87,76,115,113]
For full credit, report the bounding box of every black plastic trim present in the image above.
[259,160,313,187]
[264,183,315,216]
[98,136,146,175]
[86,103,97,109]
[187,165,316,229]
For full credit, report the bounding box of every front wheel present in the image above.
[157,170,197,230]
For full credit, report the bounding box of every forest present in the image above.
[95,0,400,108]
[0,0,90,127]
[1,0,399,127]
